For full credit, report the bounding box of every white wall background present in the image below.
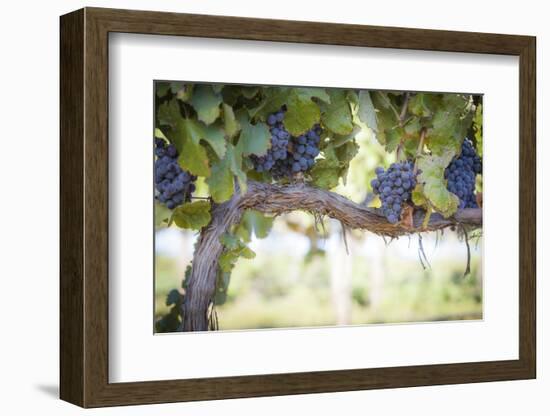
[0,0,545,414]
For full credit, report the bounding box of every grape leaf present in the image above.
[334,140,359,184]
[171,82,193,102]
[370,92,401,149]
[384,126,404,153]
[411,184,428,206]
[157,100,211,176]
[177,119,211,177]
[154,128,168,141]
[179,139,210,177]
[408,93,432,117]
[190,85,222,125]
[222,103,240,139]
[236,110,271,156]
[156,82,170,98]
[214,272,231,305]
[202,125,227,159]
[219,233,256,273]
[331,126,361,148]
[157,100,228,177]
[235,210,274,242]
[428,94,472,155]
[241,87,259,99]
[157,99,181,127]
[248,87,291,119]
[310,145,341,189]
[474,103,483,156]
[319,90,353,135]
[154,201,172,227]
[212,84,224,94]
[284,91,321,136]
[357,90,378,132]
[172,200,211,230]
[298,87,331,103]
[417,151,460,217]
[205,152,235,203]
[368,195,382,208]
[166,289,181,306]
[226,144,248,193]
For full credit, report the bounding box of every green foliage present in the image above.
[235,210,275,242]
[154,201,172,227]
[236,110,271,157]
[156,82,481,230]
[356,90,377,132]
[473,103,483,156]
[284,89,322,136]
[205,151,237,203]
[219,233,256,273]
[417,151,460,217]
[189,85,222,125]
[320,90,354,135]
[154,83,483,332]
[155,288,183,333]
[172,201,211,229]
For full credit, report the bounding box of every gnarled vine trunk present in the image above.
[182,181,482,331]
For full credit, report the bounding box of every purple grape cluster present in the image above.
[445,139,482,209]
[371,160,417,224]
[154,138,196,209]
[252,108,321,179]
[253,109,290,173]
[289,126,322,173]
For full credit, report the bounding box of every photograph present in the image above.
[50,4,538,410]
[153,82,483,333]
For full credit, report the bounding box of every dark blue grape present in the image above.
[445,138,481,208]
[372,160,418,224]
[387,214,398,224]
[154,139,196,209]
[252,108,322,178]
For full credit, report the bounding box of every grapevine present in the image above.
[152,84,484,332]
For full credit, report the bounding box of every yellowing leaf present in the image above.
[284,92,321,136]
[222,103,240,139]
[172,201,211,230]
[179,138,210,177]
[417,151,460,217]
[368,195,382,208]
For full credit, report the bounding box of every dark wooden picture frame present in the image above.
[60,7,536,408]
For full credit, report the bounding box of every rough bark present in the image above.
[182,181,482,331]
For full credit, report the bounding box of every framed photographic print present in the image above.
[60,7,536,408]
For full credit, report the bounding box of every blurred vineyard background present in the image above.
[155,116,482,331]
